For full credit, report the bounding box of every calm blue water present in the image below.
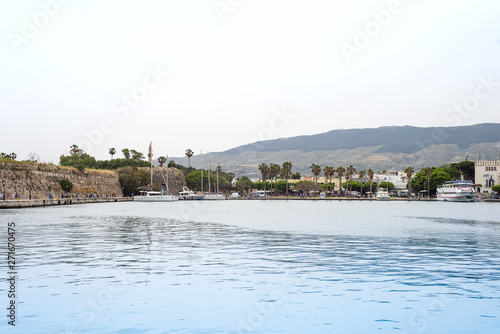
[1,200,500,333]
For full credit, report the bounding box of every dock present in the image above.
[0,197,133,209]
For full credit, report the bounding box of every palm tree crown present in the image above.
[185,149,194,167]
[109,148,116,160]
[310,163,321,188]
[336,166,346,196]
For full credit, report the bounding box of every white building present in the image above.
[475,160,500,194]
[373,170,409,195]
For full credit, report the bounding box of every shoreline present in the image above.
[0,197,133,209]
[1,196,498,209]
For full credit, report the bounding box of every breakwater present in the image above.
[0,197,132,209]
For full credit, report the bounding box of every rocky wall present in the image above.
[0,162,123,200]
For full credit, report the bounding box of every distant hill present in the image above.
[172,124,500,176]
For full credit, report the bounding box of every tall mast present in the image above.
[166,155,170,195]
[207,152,211,193]
[149,142,153,191]
[200,150,203,193]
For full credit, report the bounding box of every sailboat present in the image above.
[203,153,225,200]
[134,142,179,202]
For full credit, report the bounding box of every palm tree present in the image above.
[109,148,116,160]
[346,165,356,196]
[158,156,167,167]
[358,170,366,197]
[324,166,334,196]
[423,167,433,199]
[282,162,292,196]
[259,163,270,192]
[405,166,415,199]
[336,166,346,196]
[185,149,194,167]
[367,169,375,198]
[269,164,281,193]
[310,163,321,190]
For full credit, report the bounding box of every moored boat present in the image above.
[134,191,179,202]
[376,188,390,201]
[436,180,475,202]
[179,187,204,200]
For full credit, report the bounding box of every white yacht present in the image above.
[376,188,390,201]
[134,191,179,202]
[436,180,475,202]
[179,187,204,200]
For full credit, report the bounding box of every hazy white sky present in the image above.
[1,0,499,163]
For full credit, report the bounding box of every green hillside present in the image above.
[172,124,500,176]
[223,123,500,154]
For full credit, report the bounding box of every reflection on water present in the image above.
[0,201,499,333]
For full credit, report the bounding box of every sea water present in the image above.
[0,200,499,333]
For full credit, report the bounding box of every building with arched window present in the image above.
[475,160,500,194]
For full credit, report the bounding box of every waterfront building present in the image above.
[474,160,500,194]
[373,170,409,196]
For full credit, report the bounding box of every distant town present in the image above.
[1,144,499,203]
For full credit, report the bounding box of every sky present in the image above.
[1,0,499,163]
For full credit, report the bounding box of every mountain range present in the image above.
[171,123,500,177]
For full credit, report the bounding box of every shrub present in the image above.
[59,179,74,192]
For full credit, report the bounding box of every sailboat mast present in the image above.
[166,155,170,195]
[207,153,211,193]
[216,161,219,194]
[200,150,203,193]
[149,142,153,191]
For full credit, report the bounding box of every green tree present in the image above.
[236,176,254,193]
[492,185,500,193]
[358,170,366,197]
[122,148,131,159]
[9,152,17,160]
[269,163,280,192]
[367,169,375,198]
[259,163,270,192]
[423,167,433,198]
[130,150,144,161]
[158,156,167,167]
[282,162,292,196]
[440,161,475,182]
[109,148,116,160]
[411,168,452,196]
[379,182,395,191]
[346,165,356,196]
[70,145,82,156]
[118,167,150,196]
[185,149,194,167]
[59,179,73,192]
[290,172,301,179]
[293,180,317,195]
[323,166,334,196]
[336,166,346,196]
[310,163,321,188]
[405,166,415,198]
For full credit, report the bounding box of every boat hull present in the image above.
[376,196,390,201]
[134,195,179,202]
[203,194,226,200]
[179,195,204,200]
[436,195,474,202]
